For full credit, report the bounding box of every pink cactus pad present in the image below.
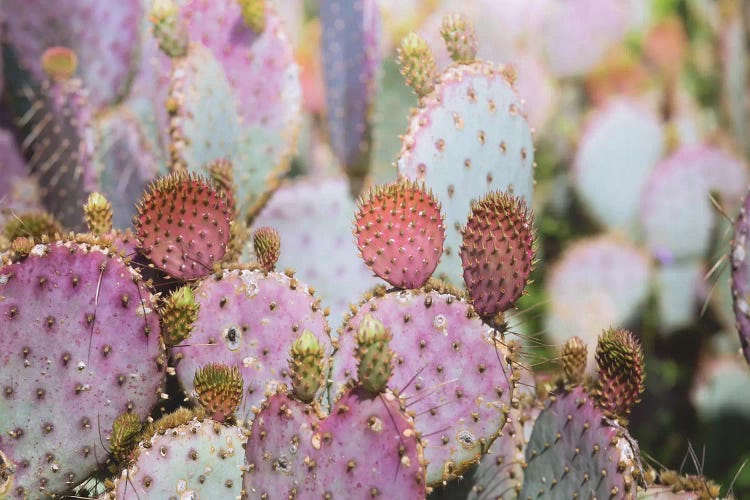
[331,287,516,485]
[171,268,332,422]
[354,180,445,289]
[0,241,164,497]
[244,387,426,498]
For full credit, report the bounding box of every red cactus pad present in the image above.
[134,172,232,281]
[460,191,534,317]
[354,179,445,289]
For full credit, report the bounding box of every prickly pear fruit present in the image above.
[460,191,534,317]
[134,172,232,281]
[354,180,445,289]
[595,327,645,421]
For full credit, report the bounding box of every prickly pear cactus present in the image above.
[104,411,246,499]
[397,33,535,284]
[574,98,664,232]
[173,0,302,217]
[0,240,165,497]
[170,268,332,421]
[520,386,642,498]
[320,0,381,195]
[4,0,142,108]
[331,285,517,485]
[731,188,750,366]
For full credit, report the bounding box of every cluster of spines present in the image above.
[595,327,646,421]
[193,363,244,423]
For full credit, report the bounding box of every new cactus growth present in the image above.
[252,226,281,272]
[354,180,446,289]
[440,14,478,64]
[731,188,750,366]
[83,192,113,236]
[595,328,646,421]
[355,314,395,393]
[288,330,326,403]
[160,285,199,346]
[193,364,244,423]
[149,0,188,58]
[561,336,588,385]
[40,46,78,81]
[397,32,437,97]
[238,0,266,33]
[108,412,142,464]
[2,212,61,242]
[134,172,232,281]
[460,191,534,318]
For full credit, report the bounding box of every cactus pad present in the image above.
[0,241,164,497]
[460,191,534,317]
[354,180,445,289]
[171,268,332,421]
[244,387,426,498]
[332,287,516,485]
[731,188,750,366]
[107,416,246,499]
[134,172,232,281]
[397,61,535,285]
[520,387,641,498]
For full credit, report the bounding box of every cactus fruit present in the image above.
[83,193,113,236]
[520,386,643,498]
[252,226,281,272]
[171,268,332,422]
[354,180,446,289]
[595,328,646,421]
[397,45,535,285]
[439,14,478,64]
[320,0,381,195]
[561,336,588,385]
[732,188,750,366]
[0,240,165,497]
[193,364,244,424]
[332,285,517,485]
[40,46,78,82]
[397,32,438,98]
[134,172,232,281]
[460,191,534,318]
[105,413,247,499]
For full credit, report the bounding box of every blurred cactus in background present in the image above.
[1,0,749,498]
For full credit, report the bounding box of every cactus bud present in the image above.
[160,286,199,346]
[595,328,645,420]
[440,14,478,63]
[397,32,437,97]
[237,0,266,33]
[355,314,394,394]
[41,46,78,81]
[83,192,113,236]
[561,336,587,385]
[193,363,244,423]
[109,412,142,463]
[288,330,326,403]
[3,212,61,242]
[150,0,189,58]
[253,226,281,272]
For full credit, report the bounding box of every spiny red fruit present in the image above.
[460,191,534,317]
[354,179,445,289]
[134,172,232,281]
[595,327,645,421]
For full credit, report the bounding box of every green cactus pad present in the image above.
[520,387,642,498]
[106,416,246,499]
[397,61,535,285]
